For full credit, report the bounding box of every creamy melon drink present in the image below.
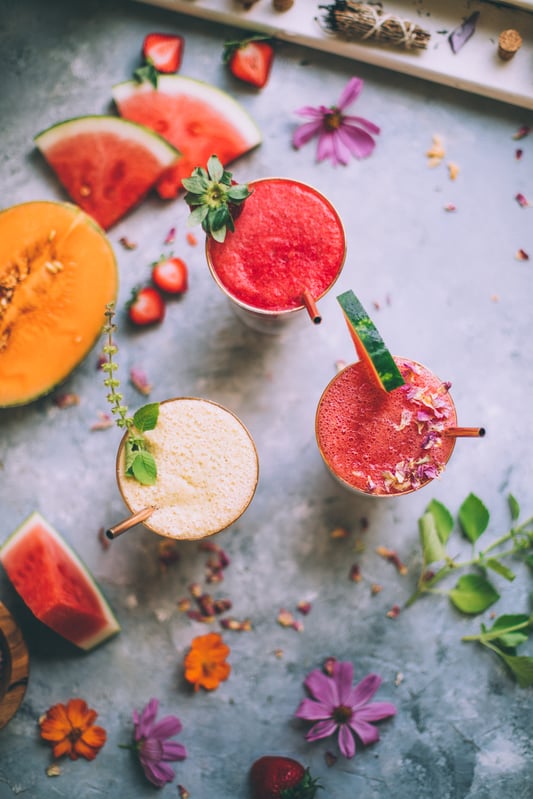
[315,291,484,497]
[183,156,346,332]
[112,398,259,539]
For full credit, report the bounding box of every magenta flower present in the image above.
[132,698,187,788]
[292,77,380,165]
[295,661,396,758]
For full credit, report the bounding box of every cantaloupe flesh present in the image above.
[0,201,118,407]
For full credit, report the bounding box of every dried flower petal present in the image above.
[376,546,408,575]
[164,226,177,244]
[444,203,457,212]
[447,162,459,180]
[277,609,296,627]
[515,149,523,160]
[324,751,338,767]
[130,366,152,395]
[186,232,198,246]
[323,657,337,676]
[516,248,529,261]
[371,583,383,595]
[330,526,349,539]
[46,764,62,777]
[297,600,312,615]
[119,236,137,250]
[386,604,401,619]
[426,134,445,165]
[178,786,190,799]
[512,125,530,140]
[515,192,531,208]
[177,598,191,612]
[90,412,113,431]
[349,563,362,582]
[54,393,80,409]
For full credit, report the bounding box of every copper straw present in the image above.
[302,288,322,324]
[105,506,155,540]
[444,427,486,438]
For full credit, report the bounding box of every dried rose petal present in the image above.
[277,609,295,627]
[90,412,113,431]
[426,134,445,165]
[516,249,529,261]
[324,751,338,767]
[273,648,284,658]
[164,226,177,244]
[349,563,362,582]
[186,232,198,246]
[177,598,191,612]
[130,366,152,395]
[187,610,214,623]
[119,236,137,250]
[515,149,523,161]
[515,193,531,208]
[512,125,530,140]
[330,526,349,539]
[178,786,190,799]
[220,617,252,631]
[46,764,62,777]
[444,203,457,212]
[323,656,336,676]
[447,162,459,180]
[213,598,232,615]
[371,583,383,594]
[54,392,80,408]
[189,582,202,598]
[297,600,312,615]
[376,546,408,575]
[158,540,180,569]
[386,604,401,619]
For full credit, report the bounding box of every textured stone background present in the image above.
[0,0,532,797]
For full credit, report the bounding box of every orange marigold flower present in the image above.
[39,698,106,761]
[184,632,231,692]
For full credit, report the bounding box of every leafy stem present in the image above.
[102,303,159,486]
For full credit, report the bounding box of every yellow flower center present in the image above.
[332,704,353,724]
[324,109,343,131]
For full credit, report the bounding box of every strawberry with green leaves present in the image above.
[143,32,183,73]
[152,256,188,295]
[127,286,165,326]
[250,756,320,799]
[223,35,274,89]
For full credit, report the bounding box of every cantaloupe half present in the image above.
[112,75,262,199]
[0,200,118,407]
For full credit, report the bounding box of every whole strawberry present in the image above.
[250,756,320,799]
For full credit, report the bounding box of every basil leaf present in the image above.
[483,614,530,648]
[131,450,157,486]
[493,651,533,688]
[133,402,159,433]
[485,558,515,582]
[508,493,520,521]
[426,498,454,544]
[458,493,490,543]
[419,511,446,565]
[449,573,500,614]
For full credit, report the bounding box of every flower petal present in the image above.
[337,77,364,111]
[347,673,382,709]
[316,131,339,164]
[337,124,376,159]
[73,738,100,761]
[134,698,159,740]
[66,698,94,730]
[295,697,333,721]
[343,115,381,135]
[354,702,397,722]
[294,105,327,119]
[338,723,356,758]
[349,718,381,746]
[161,741,187,761]
[303,668,339,707]
[292,120,324,149]
[81,725,107,750]
[51,738,73,759]
[305,718,338,742]
[141,759,176,788]
[150,716,183,740]
[333,661,355,704]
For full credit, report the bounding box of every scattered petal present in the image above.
[512,125,530,140]
[515,192,531,207]
[119,236,137,250]
[54,393,80,409]
[386,604,401,619]
[370,583,383,595]
[164,226,177,245]
[376,546,408,575]
[515,149,523,160]
[186,232,198,246]
[330,526,349,539]
[46,764,62,777]
[297,600,312,615]
[349,563,362,582]
[219,617,252,631]
[130,366,153,395]
[90,412,113,431]
[447,162,460,180]
[516,249,529,261]
[178,786,190,799]
[444,203,457,212]
[394,672,405,686]
[426,135,445,166]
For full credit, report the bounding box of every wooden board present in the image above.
[0,602,29,729]
[131,0,533,109]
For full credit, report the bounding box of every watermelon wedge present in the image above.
[112,75,262,199]
[0,512,120,651]
[34,115,180,229]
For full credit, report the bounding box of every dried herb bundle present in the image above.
[320,1,431,51]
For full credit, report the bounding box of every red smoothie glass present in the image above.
[315,357,458,497]
[205,178,346,333]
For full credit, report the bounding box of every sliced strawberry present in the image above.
[223,36,274,89]
[127,286,165,326]
[152,256,188,295]
[142,33,184,73]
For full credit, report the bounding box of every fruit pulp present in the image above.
[206,178,346,313]
[116,398,259,539]
[315,357,457,496]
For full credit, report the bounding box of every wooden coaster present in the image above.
[0,602,29,729]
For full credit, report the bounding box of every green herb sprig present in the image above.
[407,492,533,685]
[102,303,159,486]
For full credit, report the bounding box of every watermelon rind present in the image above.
[0,511,120,651]
[35,114,180,168]
[112,75,262,147]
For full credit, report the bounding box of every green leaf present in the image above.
[133,403,159,433]
[419,511,446,565]
[133,63,159,88]
[187,205,209,225]
[485,614,530,648]
[228,184,251,202]
[449,573,500,614]
[426,498,454,544]
[458,493,490,543]
[492,650,533,687]
[210,225,227,244]
[207,154,223,182]
[508,493,520,521]
[485,557,516,582]
[124,438,138,474]
[131,450,157,486]
[182,174,209,194]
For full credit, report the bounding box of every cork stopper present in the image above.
[498,29,522,61]
[273,0,294,9]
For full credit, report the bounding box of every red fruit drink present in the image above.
[205,178,346,332]
[315,357,457,496]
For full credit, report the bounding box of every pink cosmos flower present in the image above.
[295,661,396,758]
[292,77,380,165]
[133,698,187,788]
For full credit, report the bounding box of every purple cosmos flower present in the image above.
[292,77,380,165]
[295,661,396,758]
[133,698,187,788]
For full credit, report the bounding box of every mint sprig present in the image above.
[102,303,159,486]
[406,492,533,685]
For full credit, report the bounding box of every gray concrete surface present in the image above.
[0,0,532,796]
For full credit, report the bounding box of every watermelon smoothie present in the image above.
[205,178,346,332]
[115,398,259,539]
[315,357,458,496]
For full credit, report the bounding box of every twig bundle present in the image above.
[320,1,431,51]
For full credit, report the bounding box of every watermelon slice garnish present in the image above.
[34,115,180,229]
[112,75,262,199]
[337,289,405,393]
[0,511,120,651]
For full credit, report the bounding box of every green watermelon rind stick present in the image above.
[337,289,405,393]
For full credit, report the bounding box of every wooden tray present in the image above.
[131,0,533,110]
[0,602,29,729]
